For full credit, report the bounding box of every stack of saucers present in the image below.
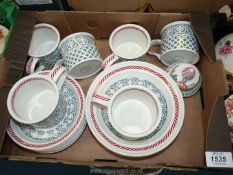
[7,71,86,153]
[85,61,185,157]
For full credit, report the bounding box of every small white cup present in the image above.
[28,23,60,58]
[92,85,162,140]
[7,64,66,124]
[27,23,61,74]
[102,24,151,69]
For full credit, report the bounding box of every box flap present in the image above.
[67,0,233,13]
[206,97,232,153]
[0,11,36,151]
[189,13,217,62]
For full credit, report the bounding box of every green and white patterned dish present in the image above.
[85,61,184,157]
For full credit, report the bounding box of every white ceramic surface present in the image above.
[26,23,61,74]
[92,85,162,140]
[109,24,151,59]
[7,65,66,124]
[215,33,233,74]
[58,32,103,79]
[148,21,199,66]
[7,71,86,153]
[85,61,184,157]
[103,24,150,69]
[28,23,60,57]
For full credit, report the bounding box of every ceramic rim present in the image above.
[161,21,191,34]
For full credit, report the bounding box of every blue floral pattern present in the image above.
[59,34,102,70]
[38,48,61,70]
[161,23,199,54]
[100,77,167,140]
[19,83,78,141]
[63,45,102,70]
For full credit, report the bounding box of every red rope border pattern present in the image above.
[26,58,34,75]
[112,26,149,43]
[90,65,180,151]
[101,54,116,70]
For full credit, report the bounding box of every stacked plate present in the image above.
[85,61,185,157]
[7,71,86,153]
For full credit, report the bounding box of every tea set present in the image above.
[7,21,202,156]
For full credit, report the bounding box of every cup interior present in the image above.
[28,24,60,57]
[110,25,150,59]
[9,77,59,124]
[110,88,159,139]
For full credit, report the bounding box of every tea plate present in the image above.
[7,71,86,152]
[85,61,184,157]
[37,118,87,153]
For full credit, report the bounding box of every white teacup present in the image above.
[92,85,162,140]
[27,23,61,74]
[7,64,66,124]
[58,32,103,79]
[102,24,151,69]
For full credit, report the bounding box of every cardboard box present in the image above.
[67,0,233,13]
[14,0,70,11]
[0,11,232,170]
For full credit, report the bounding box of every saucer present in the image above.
[215,33,233,74]
[85,61,184,157]
[98,77,168,141]
[7,71,86,153]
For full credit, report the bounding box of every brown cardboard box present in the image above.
[0,11,231,170]
[67,0,233,13]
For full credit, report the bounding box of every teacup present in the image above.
[58,32,103,79]
[92,85,162,140]
[27,23,61,74]
[7,64,66,124]
[148,21,200,66]
[102,24,151,69]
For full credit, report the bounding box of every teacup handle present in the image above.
[48,60,67,90]
[92,94,110,109]
[102,53,120,70]
[26,57,45,75]
[148,39,162,60]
